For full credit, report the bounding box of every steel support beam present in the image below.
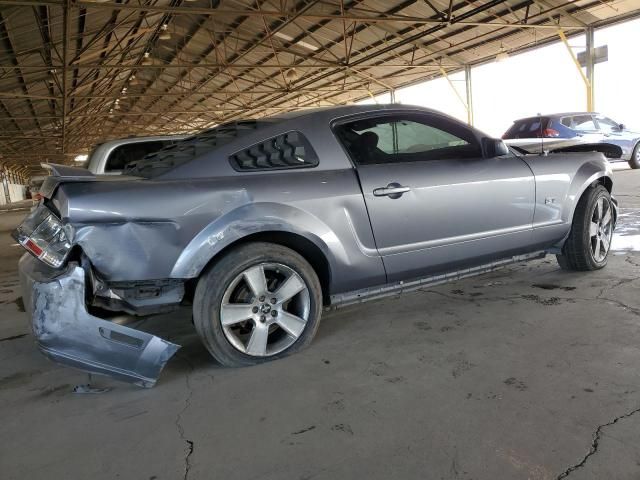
[585,26,595,112]
[464,64,474,126]
[558,29,592,112]
[439,66,469,120]
[1,168,11,205]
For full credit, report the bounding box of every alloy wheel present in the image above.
[589,197,614,262]
[219,263,311,356]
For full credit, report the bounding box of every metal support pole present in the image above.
[1,169,11,204]
[390,89,396,104]
[440,67,470,125]
[464,65,474,126]
[558,29,592,112]
[585,27,595,112]
[62,0,70,157]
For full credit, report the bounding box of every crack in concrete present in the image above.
[175,355,195,480]
[556,406,640,479]
[624,256,640,268]
[0,333,27,342]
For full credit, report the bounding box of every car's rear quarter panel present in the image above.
[56,168,386,295]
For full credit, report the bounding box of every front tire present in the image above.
[193,242,322,367]
[629,143,640,169]
[556,185,614,271]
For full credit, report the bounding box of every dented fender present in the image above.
[169,202,348,280]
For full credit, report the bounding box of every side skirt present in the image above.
[328,251,546,309]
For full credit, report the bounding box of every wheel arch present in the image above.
[197,231,332,305]
[563,155,613,225]
[172,202,340,304]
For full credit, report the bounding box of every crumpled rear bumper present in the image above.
[19,254,180,388]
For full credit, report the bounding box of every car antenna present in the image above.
[538,113,547,156]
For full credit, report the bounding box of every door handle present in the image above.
[373,183,411,198]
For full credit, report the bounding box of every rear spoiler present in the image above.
[41,163,95,178]
[39,163,96,199]
[510,143,623,159]
[38,163,137,199]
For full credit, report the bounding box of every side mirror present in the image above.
[482,137,510,158]
[619,123,626,131]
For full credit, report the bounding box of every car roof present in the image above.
[272,103,444,119]
[94,134,189,149]
[511,112,602,123]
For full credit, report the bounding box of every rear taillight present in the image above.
[542,128,560,137]
[13,206,72,268]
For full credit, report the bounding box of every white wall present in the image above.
[471,37,586,137]
[594,18,640,130]
[0,183,25,205]
[395,72,468,124]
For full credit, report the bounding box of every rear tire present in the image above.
[629,143,640,169]
[193,242,322,367]
[556,185,614,271]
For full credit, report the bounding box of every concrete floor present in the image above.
[1,166,640,480]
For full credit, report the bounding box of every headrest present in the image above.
[359,131,379,149]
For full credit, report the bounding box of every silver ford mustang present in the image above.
[15,104,618,387]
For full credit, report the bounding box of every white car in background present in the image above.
[85,135,187,175]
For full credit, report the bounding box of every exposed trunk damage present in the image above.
[19,255,179,387]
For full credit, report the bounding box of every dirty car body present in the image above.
[16,104,617,386]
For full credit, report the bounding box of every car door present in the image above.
[594,115,635,159]
[334,112,536,283]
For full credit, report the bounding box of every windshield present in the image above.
[124,120,274,178]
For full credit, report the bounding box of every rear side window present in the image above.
[229,131,318,171]
[106,141,166,172]
[503,118,549,138]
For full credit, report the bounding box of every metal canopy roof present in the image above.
[0,0,638,174]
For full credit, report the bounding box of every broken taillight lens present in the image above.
[13,206,72,268]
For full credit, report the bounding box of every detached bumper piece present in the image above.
[19,255,180,388]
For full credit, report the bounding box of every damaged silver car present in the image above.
[16,105,618,387]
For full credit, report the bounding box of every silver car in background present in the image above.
[15,104,617,387]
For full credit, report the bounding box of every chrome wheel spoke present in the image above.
[601,232,610,252]
[243,265,267,297]
[274,273,305,303]
[246,324,269,356]
[602,208,612,228]
[593,238,601,259]
[589,221,599,237]
[277,311,307,339]
[594,198,603,221]
[220,304,254,326]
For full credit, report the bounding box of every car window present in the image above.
[229,131,318,171]
[335,114,481,165]
[125,120,275,178]
[569,115,598,132]
[595,115,620,133]
[106,141,166,172]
